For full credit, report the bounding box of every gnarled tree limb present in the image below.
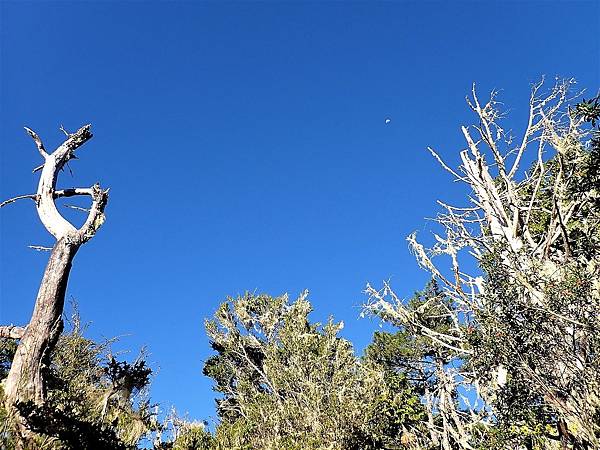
[33,124,94,239]
[2,124,109,438]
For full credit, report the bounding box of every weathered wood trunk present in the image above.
[4,238,80,405]
[0,125,108,447]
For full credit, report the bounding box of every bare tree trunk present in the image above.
[4,238,79,405]
[0,125,108,445]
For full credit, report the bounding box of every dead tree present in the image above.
[0,125,108,412]
[364,79,600,448]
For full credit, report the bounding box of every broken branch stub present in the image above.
[0,325,26,339]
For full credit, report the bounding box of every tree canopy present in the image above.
[1,80,599,450]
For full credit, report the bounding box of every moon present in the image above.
[385,118,391,124]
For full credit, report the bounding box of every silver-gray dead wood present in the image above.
[364,80,600,449]
[0,125,108,434]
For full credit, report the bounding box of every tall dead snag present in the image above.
[1,125,108,410]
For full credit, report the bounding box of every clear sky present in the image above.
[1,0,598,424]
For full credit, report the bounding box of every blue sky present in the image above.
[1,1,598,423]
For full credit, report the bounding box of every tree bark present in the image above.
[3,238,79,405]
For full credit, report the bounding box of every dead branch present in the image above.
[0,325,26,339]
[0,194,38,208]
[54,187,95,198]
[28,245,53,252]
[0,189,96,209]
[64,205,90,213]
[427,147,467,181]
[24,127,48,158]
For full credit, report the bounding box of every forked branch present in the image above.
[1,125,108,242]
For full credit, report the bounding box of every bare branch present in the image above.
[436,200,479,212]
[54,187,95,198]
[64,205,90,213]
[555,197,572,258]
[32,163,44,173]
[28,245,53,252]
[365,79,600,448]
[24,127,48,159]
[0,325,26,339]
[0,194,38,208]
[0,188,94,210]
[427,147,467,181]
[470,87,508,181]
[508,79,543,178]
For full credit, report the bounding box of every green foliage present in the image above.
[362,85,600,449]
[168,423,214,450]
[467,93,600,447]
[364,281,458,407]
[469,94,600,448]
[368,281,457,364]
[0,338,17,380]
[0,314,156,450]
[4,83,599,450]
[364,280,468,447]
[520,93,600,260]
[0,385,17,450]
[103,357,152,404]
[482,260,599,446]
[16,400,134,450]
[362,370,424,449]
[203,291,422,449]
[573,96,600,127]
